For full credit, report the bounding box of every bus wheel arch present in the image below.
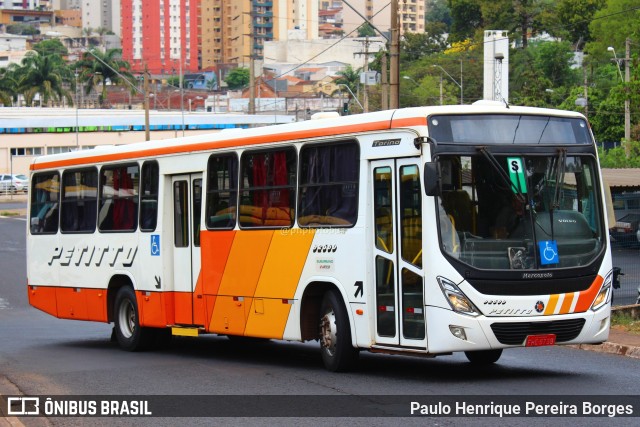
[106,274,137,323]
[300,281,359,371]
[108,276,154,351]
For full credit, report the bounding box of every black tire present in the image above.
[319,289,359,372]
[113,286,154,351]
[464,349,503,365]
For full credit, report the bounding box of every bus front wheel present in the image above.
[319,289,359,372]
[113,286,154,351]
[464,349,502,365]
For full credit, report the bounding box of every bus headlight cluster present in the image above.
[591,270,613,312]
[437,277,480,317]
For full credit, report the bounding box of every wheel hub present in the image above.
[320,310,337,356]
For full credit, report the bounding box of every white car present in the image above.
[0,174,29,193]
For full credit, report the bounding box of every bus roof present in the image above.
[30,104,586,171]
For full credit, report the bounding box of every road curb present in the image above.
[571,342,640,359]
[0,376,26,427]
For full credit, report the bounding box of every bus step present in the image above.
[171,327,200,337]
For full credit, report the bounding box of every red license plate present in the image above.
[525,334,556,347]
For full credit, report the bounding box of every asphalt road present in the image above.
[1,216,639,427]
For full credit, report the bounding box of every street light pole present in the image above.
[432,65,463,104]
[608,40,631,150]
[337,84,364,111]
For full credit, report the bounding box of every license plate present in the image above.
[525,334,556,347]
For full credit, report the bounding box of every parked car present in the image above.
[0,174,29,194]
[610,213,640,247]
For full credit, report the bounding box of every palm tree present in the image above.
[0,65,18,106]
[334,64,363,112]
[75,48,134,107]
[16,52,73,107]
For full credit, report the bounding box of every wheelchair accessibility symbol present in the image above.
[538,240,558,265]
[151,235,160,256]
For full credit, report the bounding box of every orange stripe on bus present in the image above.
[559,292,575,314]
[544,294,559,315]
[391,117,427,127]
[201,230,236,296]
[209,230,274,334]
[244,230,316,338]
[31,118,420,171]
[574,275,604,313]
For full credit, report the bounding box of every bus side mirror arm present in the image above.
[424,162,440,197]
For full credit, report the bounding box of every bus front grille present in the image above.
[490,318,586,345]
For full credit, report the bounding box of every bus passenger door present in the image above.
[171,174,203,326]
[371,159,426,348]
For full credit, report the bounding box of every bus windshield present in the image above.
[436,153,604,270]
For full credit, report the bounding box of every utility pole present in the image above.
[248,11,256,115]
[624,37,630,146]
[381,54,388,110]
[390,0,399,109]
[143,66,150,141]
[354,36,372,113]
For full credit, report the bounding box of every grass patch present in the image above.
[0,211,19,217]
[611,312,640,334]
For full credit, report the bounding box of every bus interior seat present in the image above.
[441,190,473,232]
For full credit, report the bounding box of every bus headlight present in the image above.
[437,277,480,317]
[591,270,613,312]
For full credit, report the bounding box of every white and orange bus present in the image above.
[27,102,613,371]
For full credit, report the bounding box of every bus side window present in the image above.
[99,164,140,232]
[298,141,359,227]
[30,172,60,234]
[205,154,238,229]
[140,161,159,232]
[239,148,296,228]
[61,168,98,233]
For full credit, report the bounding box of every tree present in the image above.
[15,52,73,107]
[6,23,39,36]
[400,30,448,62]
[33,39,69,57]
[225,67,250,90]
[357,23,376,38]
[0,66,18,106]
[334,64,362,98]
[426,0,452,30]
[586,0,640,59]
[448,0,483,42]
[546,0,606,48]
[75,48,133,107]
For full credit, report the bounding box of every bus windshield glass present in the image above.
[428,114,591,145]
[436,153,604,270]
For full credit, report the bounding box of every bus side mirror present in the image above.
[424,162,440,196]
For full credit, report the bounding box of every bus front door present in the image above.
[371,159,426,349]
[171,174,203,326]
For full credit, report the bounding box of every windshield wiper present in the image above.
[549,148,567,240]
[478,146,526,204]
[551,148,567,210]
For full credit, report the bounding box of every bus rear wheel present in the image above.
[319,289,359,372]
[113,286,154,351]
[464,349,502,365]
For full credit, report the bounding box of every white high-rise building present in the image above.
[81,0,121,37]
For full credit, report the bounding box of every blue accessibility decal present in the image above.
[151,234,160,256]
[538,240,559,265]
